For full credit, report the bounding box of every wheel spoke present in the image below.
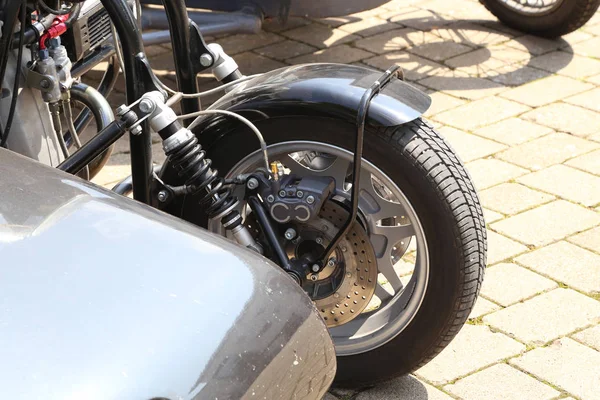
[280,154,351,193]
[375,283,393,303]
[378,256,403,293]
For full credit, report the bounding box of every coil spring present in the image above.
[166,134,239,222]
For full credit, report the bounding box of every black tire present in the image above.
[172,116,486,388]
[480,0,600,37]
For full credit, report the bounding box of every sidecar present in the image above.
[0,148,336,399]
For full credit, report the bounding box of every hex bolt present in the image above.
[306,195,315,204]
[341,246,347,252]
[296,191,304,198]
[157,190,169,202]
[316,237,323,245]
[278,190,286,197]
[327,258,336,267]
[199,53,213,67]
[130,125,143,135]
[39,79,50,89]
[284,228,296,240]
[310,274,318,281]
[266,194,275,203]
[138,98,155,114]
[311,264,320,273]
[116,105,128,116]
[246,178,259,190]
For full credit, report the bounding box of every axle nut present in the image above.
[138,98,155,114]
[200,53,213,67]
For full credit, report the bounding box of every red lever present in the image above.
[39,14,69,50]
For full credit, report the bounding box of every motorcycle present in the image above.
[0,0,487,388]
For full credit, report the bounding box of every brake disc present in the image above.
[293,202,378,328]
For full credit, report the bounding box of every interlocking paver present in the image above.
[588,73,600,85]
[429,21,512,47]
[364,52,448,80]
[568,226,600,254]
[569,36,600,58]
[469,297,502,319]
[500,75,594,107]
[573,325,600,352]
[218,32,284,55]
[407,41,473,61]
[516,241,600,294]
[283,23,359,48]
[288,44,373,64]
[255,40,316,60]
[355,28,438,54]
[481,263,557,306]
[445,46,531,76]
[433,97,530,130]
[480,183,555,215]
[487,230,529,265]
[507,35,563,55]
[355,375,454,400]
[338,16,400,37]
[424,92,466,116]
[389,9,454,30]
[418,72,508,100]
[232,52,286,75]
[438,126,507,161]
[510,338,600,400]
[484,288,600,344]
[465,158,528,190]
[497,132,600,170]
[517,164,600,207]
[565,87,600,113]
[491,200,600,246]
[444,363,560,400]
[483,207,504,224]
[529,51,600,78]
[416,325,525,385]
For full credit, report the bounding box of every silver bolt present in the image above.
[284,228,296,240]
[157,190,169,202]
[327,258,336,267]
[310,274,318,281]
[116,105,128,116]
[39,79,50,89]
[266,194,275,203]
[316,237,323,245]
[311,264,320,273]
[341,246,347,252]
[138,98,155,114]
[296,191,304,198]
[130,125,143,135]
[199,53,213,67]
[278,190,286,197]
[246,178,259,190]
[306,195,315,204]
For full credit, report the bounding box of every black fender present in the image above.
[192,63,431,150]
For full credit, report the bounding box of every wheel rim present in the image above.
[498,0,564,15]
[208,141,430,356]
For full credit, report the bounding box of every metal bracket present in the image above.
[25,67,58,93]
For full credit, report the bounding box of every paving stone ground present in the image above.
[89,1,600,398]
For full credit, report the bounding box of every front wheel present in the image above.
[480,0,600,37]
[172,116,486,388]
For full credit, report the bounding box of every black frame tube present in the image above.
[321,66,401,263]
[160,0,200,115]
[100,0,153,203]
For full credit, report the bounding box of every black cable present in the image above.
[36,0,70,15]
[0,1,27,148]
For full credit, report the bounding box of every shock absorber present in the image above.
[140,92,261,253]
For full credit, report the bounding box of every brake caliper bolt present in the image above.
[327,258,336,267]
[310,274,318,281]
[157,190,169,202]
[246,177,259,190]
[316,237,323,245]
[296,190,304,198]
[311,264,320,273]
[199,53,213,67]
[138,98,155,114]
[306,195,315,204]
[278,190,286,197]
[284,228,296,240]
[266,194,275,203]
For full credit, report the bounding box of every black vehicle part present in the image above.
[173,114,486,388]
[480,0,600,37]
[321,66,400,265]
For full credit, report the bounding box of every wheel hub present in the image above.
[286,202,378,327]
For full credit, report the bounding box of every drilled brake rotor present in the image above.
[292,202,378,328]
